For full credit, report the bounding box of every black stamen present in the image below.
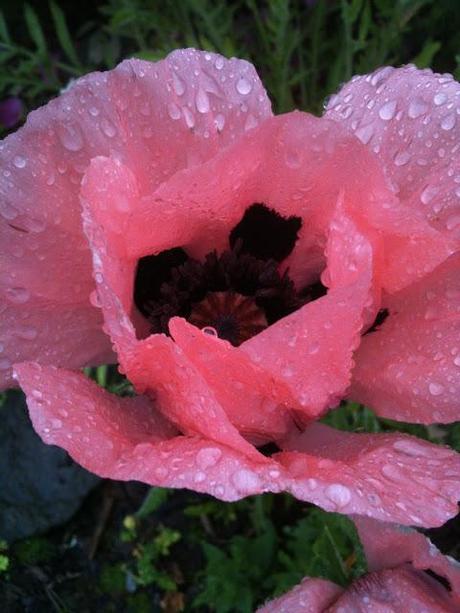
[134,247,188,317]
[229,203,302,262]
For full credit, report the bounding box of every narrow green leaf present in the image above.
[49,1,80,67]
[0,10,11,43]
[24,4,47,55]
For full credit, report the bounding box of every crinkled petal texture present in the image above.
[325,64,460,242]
[15,363,460,527]
[10,56,460,525]
[0,49,272,389]
[258,516,460,612]
[350,253,460,423]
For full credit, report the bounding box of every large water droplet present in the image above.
[58,124,83,152]
[408,99,428,119]
[236,76,252,95]
[378,100,397,120]
[13,155,27,169]
[167,102,181,120]
[429,382,444,396]
[325,483,351,508]
[183,107,195,129]
[100,118,117,138]
[172,71,185,96]
[393,150,411,166]
[434,92,447,106]
[196,447,222,469]
[440,113,456,131]
[232,469,261,493]
[214,114,225,132]
[196,88,210,113]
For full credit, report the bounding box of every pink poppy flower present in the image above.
[2,50,460,527]
[258,515,460,612]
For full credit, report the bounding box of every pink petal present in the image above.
[169,317,296,444]
[257,578,343,612]
[325,65,460,241]
[353,515,460,596]
[276,423,460,527]
[14,363,288,500]
[328,566,459,612]
[350,253,460,423]
[0,49,271,390]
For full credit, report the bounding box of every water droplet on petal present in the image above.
[183,107,195,129]
[434,92,447,106]
[429,382,444,396]
[393,150,411,166]
[100,118,117,138]
[58,124,83,151]
[236,76,252,95]
[167,102,181,120]
[325,484,351,508]
[408,99,428,119]
[172,71,185,95]
[13,155,27,169]
[441,113,456,131]
[196,447,222,469]
[378,100,397,120]
[232,469,261,493]
[196,88,210,113]
[214,56,224,70]
[214,113,225,132]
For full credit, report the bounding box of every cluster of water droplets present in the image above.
[325,64,460,234]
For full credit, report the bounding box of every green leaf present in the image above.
[0,10,11,43]
[135,487,169,519]
[49,1,80,67]
[24,4,47,55]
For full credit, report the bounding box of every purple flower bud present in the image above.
[0,97,23,129]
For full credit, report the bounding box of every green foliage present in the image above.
[13,536,56,565]
[191,497,366,612]
[0,541,9,573]
[134,527,181,590]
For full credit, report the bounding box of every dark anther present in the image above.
[423,569,451,592]
[134,247,188,317]
[229,203,302,262]
[365,308,390,335]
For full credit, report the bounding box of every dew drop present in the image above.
[393,150,411,166]
[214,113,225,132]
[355,124,374,144]
[429,382,444,396]
[236,76,252,95]
[13,155,27,169]
[58,124,84,152]
[183,107,195,129]
[196,88,210,113]
[440,113,456,131]
[408,99,428,119]
[0,358,11,371]
[172,71,185,96]
[215,56,224,70]
[100,118,117,138]
[434,92,448,106]
[167,102,181,120]
[232,469,261,492]
[378,100,397,120]
[196,447,222,469]
[325,484,351,508]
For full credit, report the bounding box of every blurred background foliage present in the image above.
[1,0,460,611]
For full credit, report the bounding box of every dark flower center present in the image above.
[134,203,324,345]
[189,291,268,345]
